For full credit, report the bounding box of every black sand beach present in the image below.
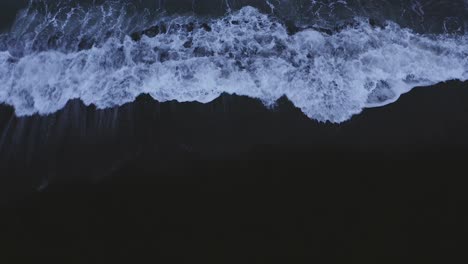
[1,80,467,262]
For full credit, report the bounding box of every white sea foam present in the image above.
[0,6,467,122]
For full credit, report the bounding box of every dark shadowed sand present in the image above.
[1,80,467,263]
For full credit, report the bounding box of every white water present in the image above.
[0,7,467,122]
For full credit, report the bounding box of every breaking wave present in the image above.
[0,1,467,122]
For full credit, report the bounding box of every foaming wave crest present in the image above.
[0,5,467,122]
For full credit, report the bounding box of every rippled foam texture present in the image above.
[0,2,467,122]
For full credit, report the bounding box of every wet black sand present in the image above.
[1,80,468,262]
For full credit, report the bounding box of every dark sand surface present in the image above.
[1,80,467,262]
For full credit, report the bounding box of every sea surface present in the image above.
[0,0,467,122]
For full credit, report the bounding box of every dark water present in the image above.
[2,0,466,33]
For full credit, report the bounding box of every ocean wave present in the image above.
[0,4,467,122]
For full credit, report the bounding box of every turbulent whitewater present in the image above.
[0,1,467,122]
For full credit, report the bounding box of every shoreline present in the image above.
[0,80,467,201]
[0,80,467,261]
